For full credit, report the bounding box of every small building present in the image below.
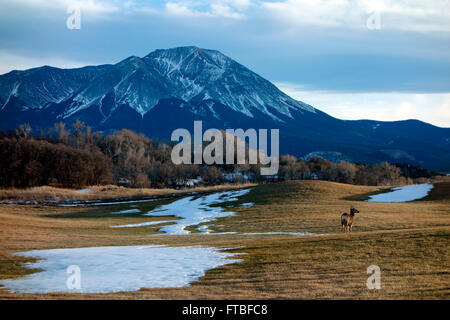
[222,171,253,183]
[176,176,203,188]
[309,172,319,180]
[186,176,202,187]
[117,177,130,187]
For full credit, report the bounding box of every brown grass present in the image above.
[0,183,256,203]
[0,180,448,299]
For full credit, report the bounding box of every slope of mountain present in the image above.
[1,46,449,172]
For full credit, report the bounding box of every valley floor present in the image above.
[0,180,448,299]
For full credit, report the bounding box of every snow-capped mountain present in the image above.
[0,46,313,123]
[1,46,449,172]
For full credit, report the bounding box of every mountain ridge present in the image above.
[1,46,449,172]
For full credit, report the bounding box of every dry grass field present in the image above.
[0,180,448,299]
[0,183,256,203]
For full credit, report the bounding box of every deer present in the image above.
[341,206,359,233]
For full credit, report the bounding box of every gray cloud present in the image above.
[1,0,449,125]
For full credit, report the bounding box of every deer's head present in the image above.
[350,207,360,215]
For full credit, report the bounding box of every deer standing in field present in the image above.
[341,206,359,233]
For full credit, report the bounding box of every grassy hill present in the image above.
[0,180,448,299]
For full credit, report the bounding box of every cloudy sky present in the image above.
[0,0,449,127]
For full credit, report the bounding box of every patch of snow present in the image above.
[196,224,212,233]
[0,245,241,293]
[367,184,433,203]
[240,203,254,208]
[205,100,221,120]
[63,94,103,119]
[75,188,91,193]
[240,232,321,237]
[110,220,172,228]
[111,208,142,215]
[141,189,251,235]
[202,232,238,235]
[1,82,21,111]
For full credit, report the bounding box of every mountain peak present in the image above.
[147,46,221,56]
[144,46,229,71]
[0,46,315,121]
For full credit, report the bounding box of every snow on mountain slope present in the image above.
[0,46,315,121]
[144,47,315,119]
[0,65,110,112]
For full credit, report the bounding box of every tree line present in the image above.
[278,155,413,186]
[0,122,435,188]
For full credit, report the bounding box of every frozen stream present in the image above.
[111,189,251,235]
